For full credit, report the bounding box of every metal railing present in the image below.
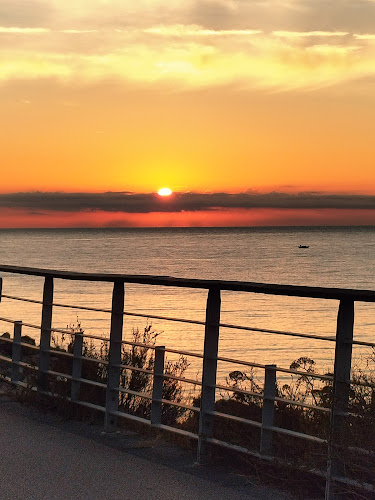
[0,264,374,499]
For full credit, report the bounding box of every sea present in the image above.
[0,227,374,383]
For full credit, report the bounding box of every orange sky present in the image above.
[1,1,375,227]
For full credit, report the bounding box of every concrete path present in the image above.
[0,393,296,500]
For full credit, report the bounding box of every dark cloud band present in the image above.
[0,191,375,214]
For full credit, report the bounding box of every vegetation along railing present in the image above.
[0,265,374,499]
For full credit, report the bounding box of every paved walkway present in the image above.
[0,391,295,500]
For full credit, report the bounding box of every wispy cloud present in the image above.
[354,33,375,40]
[1,191,375,214]
[1,0,375,92]
[0,27,50,33]
[0,28,372,91]
[144,25,262,36]
[272,31,349,38]
[60,29,98,34]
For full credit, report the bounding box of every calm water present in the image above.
[0,227,374,380]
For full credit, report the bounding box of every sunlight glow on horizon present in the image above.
[158,187,173,196]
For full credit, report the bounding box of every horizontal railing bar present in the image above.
[124,311,206,327]
[0,338,40,352]
[268,425,327,444]
[216,356,334,383]
[81,333,109,342]
[117,363,153,375]
[164,347,204,359]
[108,409,151,426]
[2,296,373,346]
[117,387,152,399]
[1,323,364,387]
[17,360,38,371]
[75,377,107,389]
[351,339,375,347]
[220,322,336,343]
[0,317,82,337]
[206,437,263,459]
[0,336,340,387]
[1,294,207,327]
[74,400,106,413]
[50,350,74,359]
[121,340,156,350]
[2,264,375,301]
[157,399,200,413]
[1,294,45,306]
[4,378,107,414]
[214,382,264,398]
[3,361,329,416]
[48,369,71,380]
[275,366,334,381]
[1,294,113,315]
[217,355,266,369]
[162,373,202,386]
[274,397,331,413]
[0,337,13,344]
[152,424,199,440]
[1,312,369,350]
[0,357,40,374]
[80,355,109,366]
[210,410,262,428]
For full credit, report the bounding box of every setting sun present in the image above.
[158,188,173,196]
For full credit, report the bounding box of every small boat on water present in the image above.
[299,245,309,249]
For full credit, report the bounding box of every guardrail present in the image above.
[0,264,374,499]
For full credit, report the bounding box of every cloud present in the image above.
[1,1,375,91]
[144,25,262,37]
[272,31,349,38]
[0,27,50,33]
[60,29,98,34]
[354,33,375,40]
[1,191,375,214]
[1,27,372,91]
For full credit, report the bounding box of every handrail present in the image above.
[2,293,375,347]
[0,265,374,497]
[0,317,370,384]
[1,264,375,301]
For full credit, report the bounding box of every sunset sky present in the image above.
[1,0,375,227]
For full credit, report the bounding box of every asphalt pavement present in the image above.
[0,388,296,500]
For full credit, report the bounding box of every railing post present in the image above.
[260,364,277,455]
[11,321,22,383]
[151,346,165,426]
[0,277,2,301]
[38,276,54,392]
[197,287,221,464]
[325,299,354,500]
[71,330,84,402]
[105,280,125,432]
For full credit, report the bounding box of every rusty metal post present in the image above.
[11,321,22,383]
[197,287,221,463]
[325,299,354,500]
[105,281,125,431]
[71,330,84,402]
[260,364,277,455]
[151,346,165,426]
[38,277,53,392]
